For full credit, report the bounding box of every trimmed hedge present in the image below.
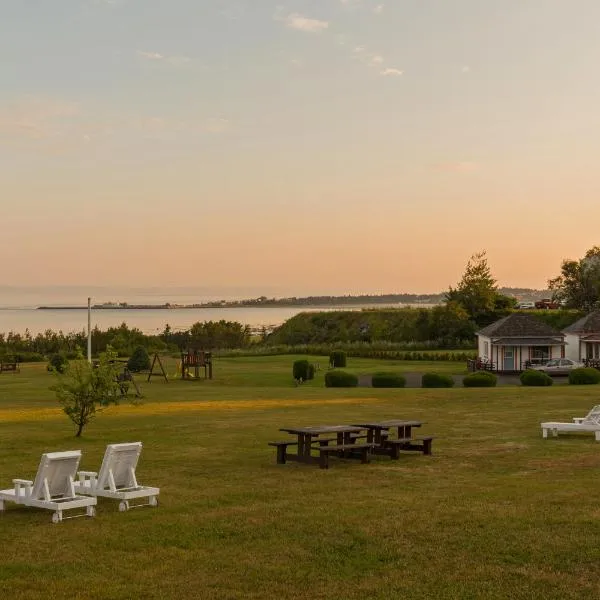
[371,372,406,388]
[329,351,347,368]
[568,367,600,385]
[293,359,314,381]
[520,369,553,387]
[325,370,358,388]
[421,372,455,388]
[463,372,497,387]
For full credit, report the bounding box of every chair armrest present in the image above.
[13,479,33,497]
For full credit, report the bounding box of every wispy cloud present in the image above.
[204,117,231,133]
[0,97,80,140]
[275,11,329,33]
[137,51,164,61]
[374,4,385,14]
[380,67,403,77]
[0,96,231,152]
[136,51,192,66]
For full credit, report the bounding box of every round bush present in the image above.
[48,353,68,374]
[421,372,455,388]
[329,351,347,368]
[127,346,151,373]
[293,359,314,381]
[568,367,600,385]
[519,369,553,387]
[463,371,497,388]
[325,370,358,388]
[371,372,406,388]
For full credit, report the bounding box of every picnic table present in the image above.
[351,420,434,459]
[351,420,423,444]
[273,425,374,469]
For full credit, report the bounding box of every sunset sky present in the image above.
[2,0,599,295]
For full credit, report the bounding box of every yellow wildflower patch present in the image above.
[0,397,379,424]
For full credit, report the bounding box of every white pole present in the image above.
[87,297,92,363]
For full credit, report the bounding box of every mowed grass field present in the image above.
[1,355,600,599]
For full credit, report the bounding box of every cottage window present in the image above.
[532,347,550,360]
[587,343,600,359]
[483,342,489,358]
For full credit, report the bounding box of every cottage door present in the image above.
[503,347,515,371]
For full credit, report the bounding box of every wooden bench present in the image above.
[0,361,19,374]
[268,441,298,464]
[318,443,374,470]
[385,436,434,458]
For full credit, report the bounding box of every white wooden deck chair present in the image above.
[541,405,600,441]
[74,442,159,511]
[0,450,97,523]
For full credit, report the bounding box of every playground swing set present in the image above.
[146,350,213,382]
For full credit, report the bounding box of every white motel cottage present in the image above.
[563,311,600,362]
[476,313,566,373]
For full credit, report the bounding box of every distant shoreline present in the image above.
[36,302,437,311]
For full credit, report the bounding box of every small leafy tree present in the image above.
[51,347,122,437]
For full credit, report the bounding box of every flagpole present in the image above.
[87,297,92,363]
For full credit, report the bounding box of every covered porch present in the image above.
[472,338,566,374]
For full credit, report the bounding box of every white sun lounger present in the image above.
[0,450,97,523]
[73,442,159,511]
[541,405,600,441]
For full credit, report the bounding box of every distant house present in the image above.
[476,314,566,373]
[563,312,600,362]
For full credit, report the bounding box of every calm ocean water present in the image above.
[0,287,436,334]
[0,305,433,335]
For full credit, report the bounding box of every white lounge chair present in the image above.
[541,405,600,441]
[0,450,97,523]
[74,442,159,511]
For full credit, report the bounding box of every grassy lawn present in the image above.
[1,356,600,599]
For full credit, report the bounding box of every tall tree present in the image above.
[549,246,600,311]
[446,251,500,323]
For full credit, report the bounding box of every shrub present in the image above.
[463,371,497,388]
[421,372,455,388]
[48,353,69,374]
[568,367,600,385]
[329,351,347,368]
[293,359,314,382]
[6,351,45,363]
[371,372,406,388]
[520,369,553,387]
[325,370,358,388]
[127,346,151,373]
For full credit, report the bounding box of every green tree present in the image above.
[127,346,151,372]
[549,246,600,311]
[51,347,122,437]
[446,251,499,322]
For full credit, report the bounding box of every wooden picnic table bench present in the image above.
[0,361,19,374]
[318,443,375,470]
[351,420,423,445]
[351,420,435,458]
[271,425,369,467]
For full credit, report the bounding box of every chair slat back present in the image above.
[97,443,143,489]
[31,451,81,500]
[583,405,600,424]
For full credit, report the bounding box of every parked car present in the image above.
[530,358,584,376]
[517,302,535,309]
